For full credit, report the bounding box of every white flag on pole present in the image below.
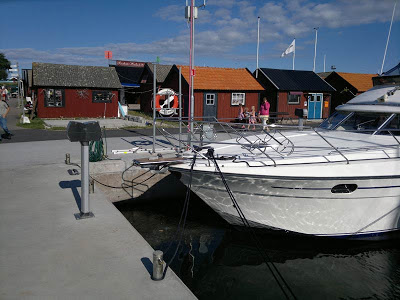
[281,39,295,57]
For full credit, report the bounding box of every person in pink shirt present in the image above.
[259,97,270,130]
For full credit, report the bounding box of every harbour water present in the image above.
[116,188,400,299]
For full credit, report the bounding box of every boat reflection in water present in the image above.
[163,229,400,299]
[116,191,400,299]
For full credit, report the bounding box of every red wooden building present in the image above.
[255,68,335,119]
[162,65,264,120]
[32,62,121,118]
[319,71,375,113]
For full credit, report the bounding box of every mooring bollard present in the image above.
[89,178,95,194]
[65,153,71,165]
[295,108,305,131]
[152,250,164,281]
[298,117,304,130]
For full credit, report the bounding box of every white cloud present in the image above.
[153,5,184,23]
[214,8,231,19]
[207,0,236,7]
[3,0,399,69]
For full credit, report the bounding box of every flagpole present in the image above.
[313,27,318,72]
[256,16,260,78]
[380,0,397,74]
[292,38,295,70]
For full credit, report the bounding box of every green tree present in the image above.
[0,53,11,80]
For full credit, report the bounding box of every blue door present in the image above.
[307,93,322,119]
[203,93,217,119]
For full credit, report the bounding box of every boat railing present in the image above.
[312,128,350,164]
[157,116,296,159]
[154,116,400,166]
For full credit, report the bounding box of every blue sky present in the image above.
[1,0,399,74]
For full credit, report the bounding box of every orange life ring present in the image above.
[155,88,178,116]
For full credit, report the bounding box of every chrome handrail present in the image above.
[312,128,350,164]
[154,117,399,167]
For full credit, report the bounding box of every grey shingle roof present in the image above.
[260,68,335,92]
[146,63,173,82]
[32,62,122,89]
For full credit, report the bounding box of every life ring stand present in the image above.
[155,88,178,116]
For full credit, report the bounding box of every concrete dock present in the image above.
[0,138,196,299]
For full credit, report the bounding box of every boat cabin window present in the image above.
[384,114,400,135]
[320,112,400,135]
[319,112,352,130]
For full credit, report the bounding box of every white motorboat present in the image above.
[169,81,400,240]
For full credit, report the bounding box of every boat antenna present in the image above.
[380,0,397,75]
[256,16,260,78]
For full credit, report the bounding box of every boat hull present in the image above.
[171,166,400,239]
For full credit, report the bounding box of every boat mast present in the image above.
[380,0,397,74]
[313,27,318,72]
[256,16,260,78]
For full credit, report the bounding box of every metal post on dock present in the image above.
[81,142,90,212]
[89,178,95,194]
[298,117,304,130]
[65,153,71,165]
[151,250,164,281]
[179,67,182,152]
[67,121,100,220]
[152,63,157,154]
[76,141,94,219]
[295,108,304,131]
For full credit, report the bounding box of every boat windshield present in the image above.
[319,111,400,135]
[319,111,352,130]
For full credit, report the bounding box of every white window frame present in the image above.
[288,93,301,104]
[231,93,245,106]
[205,93,215,106]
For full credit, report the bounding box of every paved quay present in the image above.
[0,138,196,299]
[43,118,147,129]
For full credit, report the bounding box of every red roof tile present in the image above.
[177,65,264,91]
[336,72,376,92]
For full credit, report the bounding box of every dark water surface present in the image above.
[115,191,400,300]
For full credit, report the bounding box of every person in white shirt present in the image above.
[1,86,9,101]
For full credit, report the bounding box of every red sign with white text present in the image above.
[116,60,145,67]
[105,51,112,60]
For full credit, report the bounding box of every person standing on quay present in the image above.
[248,106,256,130]
[1,86,8,101]
[238,103,245,128]
[0,96,12,141]
[259,97,270,130]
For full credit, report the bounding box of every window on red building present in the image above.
[92,90,113,103]
[288,92,302,104]
[44,89,65,107]
[231,93,245,106]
